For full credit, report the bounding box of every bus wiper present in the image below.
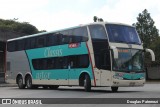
[129,42,140,45]
[116,41,128,44]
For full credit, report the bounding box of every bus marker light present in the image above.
[68,43,80,48]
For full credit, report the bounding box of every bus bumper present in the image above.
[111,79,145,87]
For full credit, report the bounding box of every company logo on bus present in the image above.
[118,49,129,53]
[68,43,80,48]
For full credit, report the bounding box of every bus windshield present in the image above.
[113,49,144,72]
[106,24,141,45]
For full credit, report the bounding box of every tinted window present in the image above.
[106,24,141,44]
[32,54,89,70]
[37,36,46,48]
[69,54,89,68]
[56,57,68,69]
[47,34,60,46]
[89,25,107,39]
[7,27,88,52]
[78,55,89,68]
[61,35,72,44]
[30,37,36,49]
[73,27,88,37]
[8,41,16,52]
[25,38,30,50]
[17,39,25,51]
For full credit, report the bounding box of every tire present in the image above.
[111,87,118,92]
[84,74,91,92]
[17,76,25,89]
[49,85,59,89]
[26,76,33,89]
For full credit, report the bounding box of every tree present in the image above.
[133,9,160,67]
[133,9,159,48]
[0,19,43,35]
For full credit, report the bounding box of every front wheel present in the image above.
[17,76,25,89]
[84,74,91,92]
[26,76,33,89]
[111,87,118,92]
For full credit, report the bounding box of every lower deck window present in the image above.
[32,54,89,70]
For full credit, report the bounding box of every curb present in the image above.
[0,81,159,87]
[0,83,17,87]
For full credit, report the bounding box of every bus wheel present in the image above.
[84,74,91,92]
[17,76,25,89]
[111,87,118,92]
[49,85,59,89]
[26,76,33,89]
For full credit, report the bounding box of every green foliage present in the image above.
[0,19,40,35]
[133,9,160,66]
[133,9,159,48]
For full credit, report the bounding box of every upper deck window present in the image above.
[106,24,141,45]
[89,25,107,39]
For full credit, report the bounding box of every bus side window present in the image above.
[78,55,89,68]
[89,25,107,39]
[69,55,89,68]
[55,57,68,69]
[46,58,55,69]
[47,33,60,46]
[25,38,30,50]
[74,27,88,37]
[69,56,77,68]
[30,37,36,49]
[36,36,46,48]
[8,41,16,52]
[17,39,25,51]
[32,59,38,70]
[61,35,70,44]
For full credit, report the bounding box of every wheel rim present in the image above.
[27,78,31,88]
[18,78,23,86]
[84,79,86,87]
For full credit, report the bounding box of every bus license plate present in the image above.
[129,82,135,86]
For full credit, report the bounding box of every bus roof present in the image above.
[7,22,133,42]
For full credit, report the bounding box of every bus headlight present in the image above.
[113,73,124,80]
[113,75,123,80]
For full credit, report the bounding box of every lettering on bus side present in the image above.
[44,48,62,57]
[36,72,51,79]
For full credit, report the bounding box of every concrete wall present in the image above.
[147,67,160,80]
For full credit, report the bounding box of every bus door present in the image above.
[100,50,112,86]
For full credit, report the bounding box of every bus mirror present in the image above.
[145,49,155,61]
[110,46,118,59]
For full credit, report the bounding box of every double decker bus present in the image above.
[5,22,155,92]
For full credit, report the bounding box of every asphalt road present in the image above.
[0,83,160,107]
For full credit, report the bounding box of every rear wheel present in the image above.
[111,87,118,92]
[26,76,33,89]
[17,76,25,89]
[84,74,91,92]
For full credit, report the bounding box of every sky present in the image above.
[0,0,160,32]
